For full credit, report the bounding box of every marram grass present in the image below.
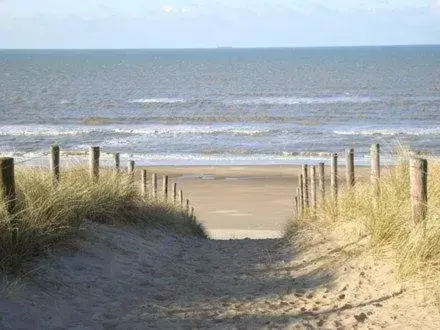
[286,157,440,279]
[0,167,206,273]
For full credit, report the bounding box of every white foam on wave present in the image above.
[128,98,186,104]
[229,96,375,105]
[0,124,278,138]
[333,127,440,136]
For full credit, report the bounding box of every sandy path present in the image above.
[1,221,438,329]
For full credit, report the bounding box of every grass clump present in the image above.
[0,167,206,273]
[286,156,440,279]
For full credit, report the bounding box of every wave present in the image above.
[228,96,376,105]
[0,124,283,138]
[333,127,440,136]
[128,98,186,104]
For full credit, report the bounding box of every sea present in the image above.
[1,46,439,166]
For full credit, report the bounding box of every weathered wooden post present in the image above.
[318,162,325,202]
[371,144,380,195]
[294,196,299,219]
[0,158,16,214]
[186,199,190,214]
[114,153,120,172]
[311,165,317,210]
[50,145,60,185]
[298,174,304,213]
[89,146,100,183]
[172,182,177,204]
[128,161,135,182]
[162,175,169,201]
[346,148,355,188]
[151,173,158,199]
[296,187,302,217]
[410,158,428,224]
[190,207,195,219]
[141,169,148,197]
[331,153,338,201]
[302,164,309,208]
[179,190,184,209]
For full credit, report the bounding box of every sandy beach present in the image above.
[139,165,374,239]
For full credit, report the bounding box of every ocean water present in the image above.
[1,46,440,165]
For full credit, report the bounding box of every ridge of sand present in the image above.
[1,220,438,329]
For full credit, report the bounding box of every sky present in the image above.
[0,0,439,48]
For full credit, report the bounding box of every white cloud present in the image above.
[161,4,192,14]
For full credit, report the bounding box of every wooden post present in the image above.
[128,161,135,182]
[302,165,309,208]
[371,144,380,195]
[151,173,158,199]
[141,169,148,197]
[89,146,100,183]
[331,153,338,201]
[162,175,169,201]
[114,153,120,172]
[172,182,177,204]
[318,162,325,202]
[50,145,60,184]
[0,158,16,214]
[179,190,183,208]
[410,158,428,224]
[298,174,304,214]
[311,165,317,210]
[190,207,195,219]
[186,199,190,214]
[346,148,355,188]
[294,196,299,219]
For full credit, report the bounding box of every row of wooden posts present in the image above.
[294,144,428,224]
[0,146,197,219]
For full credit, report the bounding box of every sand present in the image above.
[2,164,435,329]
[139,165,373,239]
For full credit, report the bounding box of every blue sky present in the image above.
[0,0,439,48]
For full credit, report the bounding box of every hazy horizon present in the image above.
[1,1,439,49]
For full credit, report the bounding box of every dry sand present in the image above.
[139,165,373,239]
[1,220,438,329]
[2,164,435,329]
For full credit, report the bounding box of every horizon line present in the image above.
[1,43,440,51]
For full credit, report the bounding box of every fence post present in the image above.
[141,169,148,197]
[346,148,355,188]
[318,162,325,202]
[410,158,428,224]
[302,164,309,208]
[50,145,60,185]
[294,196,299,219]
[0,158,16,214]
[162,175,169,201]
[371,144,380,195]
[151,173,158,199]
[172,182,177,204]
[114,153,120,172]
[298,174,304,214]
[190,207,195,219]
[89,146,100,183]
[331,153,338,201]
[128,161,135,182]
[186,199,190,214]
[179,190,184,209]
[311,165,317,211]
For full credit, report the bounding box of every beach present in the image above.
[140,164,375,239]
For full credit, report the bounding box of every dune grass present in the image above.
[286,155,440,280]
[0,167,206,273]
